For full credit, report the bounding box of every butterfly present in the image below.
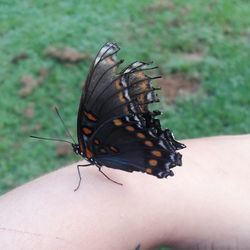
[71,42,186,190]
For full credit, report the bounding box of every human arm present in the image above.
[0,135,250,249]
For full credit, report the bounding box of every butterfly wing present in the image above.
[88,116,183,178]
[121,61,160,114]
[77,42,185,178]
[77,42,130,157]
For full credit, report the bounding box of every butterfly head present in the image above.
[72,143,81,156]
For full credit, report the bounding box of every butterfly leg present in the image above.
[74,163,92,192]
[97,166,123,186]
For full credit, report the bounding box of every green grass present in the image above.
[1,0,249,197]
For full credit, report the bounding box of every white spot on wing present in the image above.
[165,162,171,170]
[158,140,167,149]
[94,43,118,66]
[124,89,130,101]
[170,153,175,162]
[158,171,169,178]
[121,78,127,87]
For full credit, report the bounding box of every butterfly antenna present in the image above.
[54,107,77,144]
[30,135,73,144]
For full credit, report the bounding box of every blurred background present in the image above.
[1,0,249,196]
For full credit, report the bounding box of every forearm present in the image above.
[0,135,250,249]
[159,135,250,249]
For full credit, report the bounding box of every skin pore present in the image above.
[0,135,250,249]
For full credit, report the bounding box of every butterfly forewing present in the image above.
[77,43,125,157]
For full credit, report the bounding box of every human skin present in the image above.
[0,135,250,250]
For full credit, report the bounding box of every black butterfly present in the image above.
[71,42,186,189]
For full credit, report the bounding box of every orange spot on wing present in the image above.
[104,56,114,64]
[79,140,84,152]
[138,81,148,91]
[94,139,100,145]
[118,93,125,103]
[124,106,129,114]
[115,79,122,90]
[137,93,145,103]
[144,140,153,147]
[85,148,93,159]
[146,168,152,174]
[149,159,158,167]
[136,71,145,78]
[125,126,135,132]
[113,119,123,126]
[136,132,146,139]
[151,150,162,157]
[82,127,92,135]
[110,145,119,153]
[84,111,97,122]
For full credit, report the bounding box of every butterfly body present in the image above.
[74,42,185,180]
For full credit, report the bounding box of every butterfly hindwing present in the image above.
[87,116,182,178]
[122,61,160,114]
